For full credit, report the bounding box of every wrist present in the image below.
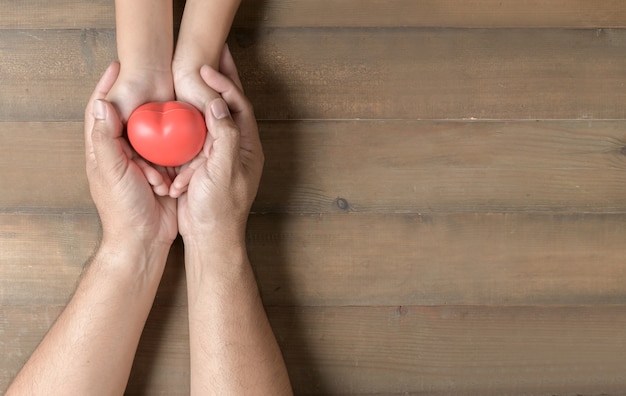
[172,52,215,80]
[183,231,246,257]
[95,238,172,284]
[181,223,246,251]
[101,226,176,253]
[117,65,173,85]
[183,233,248,278]
[171,60,201,86]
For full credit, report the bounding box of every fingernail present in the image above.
[210,98,230,120]
[93,99,107,120]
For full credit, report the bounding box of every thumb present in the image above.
[91,99,126,174]
[206,98,240,163]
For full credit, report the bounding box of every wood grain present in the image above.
[3,1,626,394]
[234,0,626,28]
[3,121,626,213]
[0,0,114,29]
[3,212,626,307]
[0,122,92,210]
[232,28,626,120]
[0,29,117,122]
[3,305,626,395]
[256,120,626,213]
[2,28,626,121]
[3,0,626,29]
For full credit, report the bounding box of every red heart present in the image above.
[127,101,207,167]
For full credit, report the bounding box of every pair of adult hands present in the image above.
[84,46,263,249]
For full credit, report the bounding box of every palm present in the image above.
[93,135,178,244]
[125,160,178,243]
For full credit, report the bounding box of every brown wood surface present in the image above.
[2,28,626,121]
[3,212,626,308]
[2,0,626,394]
[3,120,626,212]
[3,305,626,394]
[3,0,626,29]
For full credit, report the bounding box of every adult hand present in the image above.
[169,49,222,196]
[172,58,221,119]
[85,62,178,248]
[172,47,264,244]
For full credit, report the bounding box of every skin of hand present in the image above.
[5,62,178,396]
[173,45,263,243]
[85,62,178,248]
[173,48,293,395]
[171,0,240,114]
[172,61,220,119]
[105,66,175,124]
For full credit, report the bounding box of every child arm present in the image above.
[107,0,175,121]
[173,0,242,111]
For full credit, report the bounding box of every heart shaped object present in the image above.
[127,101,207,166]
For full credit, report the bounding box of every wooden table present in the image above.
[2,1,626,394]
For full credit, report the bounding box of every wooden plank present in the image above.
[3,120,626,213]
[0,0,114,29]
[3,212,626,307]
[0,29,117,122]
[3,305,626,395]
[249,212,626,306]
[256,120,626,213]
[0,0,185,30]
[0,213,186,306]
[232,28,626,120]
[275,305,626,395]
[0,213,97,305]
[3,28,626,121]
[233,0,626,29]
[3,0,626,29]
[0,122,93,210]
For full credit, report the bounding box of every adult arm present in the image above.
[177,46,293,395]
[6,63,177,395]
[6,241,171,395]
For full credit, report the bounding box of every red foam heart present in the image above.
[127,101,207,167]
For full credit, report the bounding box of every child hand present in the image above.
[172,58,221,117]
[106,66,175,123]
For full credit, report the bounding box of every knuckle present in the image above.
[91,125,106,143]
[220,122,240,139]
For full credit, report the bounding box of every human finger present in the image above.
[90,99,127,181]
[219,44,243,92]
[169,157,203,198]
[85,62,121,158]
[199,65,249,115]
[205,97,240,168]
[135,157,171,197]
[200,65,261,158]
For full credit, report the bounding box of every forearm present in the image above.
[185,238,292,395]
[114,0,173,72]
[6,242,170,395]
[174,0,241,69]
